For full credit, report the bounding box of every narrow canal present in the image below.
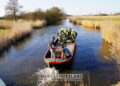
[0,19,120,86]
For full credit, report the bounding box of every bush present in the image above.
[45,7,65,25]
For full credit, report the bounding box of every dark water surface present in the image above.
[0,19,120,86]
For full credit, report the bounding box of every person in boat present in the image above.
[58,34,64,45]
[61,28,66,37]
[58,29,61,36]
[64,28,68,39]
[71,30,77,42]
[62,28,68,43]
[68,27,72,40]
[58,28,66,45]
[48,37,56,58]
[61,45,71,59]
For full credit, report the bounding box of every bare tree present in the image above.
[5,0,22,21]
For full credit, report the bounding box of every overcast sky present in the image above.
[0,0,120,16]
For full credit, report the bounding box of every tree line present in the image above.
[3,0,66,25]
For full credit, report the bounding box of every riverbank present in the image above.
[101,21,120,63]
[0,20,46,51]
[69,16,120,29]
[69,16,120,63]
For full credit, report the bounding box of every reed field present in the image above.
[69,16,120,29]
[0,20,46,51]
[31,20,46,28]
[100,22,120,63]
[69,16,120,63]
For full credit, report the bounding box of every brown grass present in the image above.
[69,16,120,63]
[101,22,120,63]
[31,20,46,28]
[0,20,13,29]
[69,17,101,29]
[0,20,32,51]
[0,19,46,51]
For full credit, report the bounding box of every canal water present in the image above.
[0,19,120,86]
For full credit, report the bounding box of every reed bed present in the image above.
[0,20,13,29]
[101,22,120,63]
[0,20,32,51]
[69,16,120,63]
[69,16,120,29]
[0,19,46,51]
[31,20,46,28]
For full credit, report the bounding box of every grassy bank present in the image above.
[69,16,120,29]
[100,22,120,63]
[69,16,120,63]
[0,20,31,51]
[0,19,46,51]
[0,7,64,51]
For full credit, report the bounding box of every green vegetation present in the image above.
[4,7,66,25]
[4,0,66,25]
[0,29,11,35]
[45,7,66,25]
[0,5,65,51]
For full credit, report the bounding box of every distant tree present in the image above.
[33,9,45,20]
[94,13,108,16]
[5,0,22,21]
[45,7,66,25]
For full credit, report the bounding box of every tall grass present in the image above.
[101,22,120,63]
[0,19,46,51]
[0,20,13,29]
[31,20,46,28]
[69,16,120,29]
[0,20,32,51]
[69,16,120,63]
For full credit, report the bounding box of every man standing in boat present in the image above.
[48,37,56,58]
[68,27,72,40]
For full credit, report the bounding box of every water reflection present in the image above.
[12,35,31,51]
[83,27,100,33]
[99,39,112,62]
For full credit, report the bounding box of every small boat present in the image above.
[44,39,75,67]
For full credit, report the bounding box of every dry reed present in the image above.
[31,20,46,28]
[101,22,120,63]
[0,19,46,51]
[69,16,120,63]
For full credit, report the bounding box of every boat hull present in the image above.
[44,39,75,68]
